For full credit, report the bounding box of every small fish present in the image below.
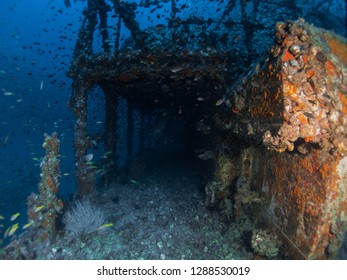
[215,98,225,106]
[34,205,44,212]
[84,153,93,162]
[171,67,182,73]
[198,150,215,160]
[1,133,10,146]
[97,223,114,230]
[10,212,20,221]
[22,221,33,229]
[101,151,112,159]
[155,24,165,30]
[40,80,44,91]
[4,91,15,96]
[0,215,5,220]
[7,223,19,237]
[63,173,70,176]
[3,227,10,238]
[96,169,106,175]
[16,99,23,103]
[130,179,140,184]
[32,157,41,161]
[197,97,204,101]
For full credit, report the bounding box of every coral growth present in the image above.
[251,229,282,258]
[27,132,63,241]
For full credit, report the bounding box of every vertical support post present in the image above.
[72,0,98,59]
[103,85,118,186]
[115,15,122,51]
[70,80,96,197]
[171,0,177,18]
[127,103,134,162]
[113,0,146,49]
[139,111,145,150]
[97,0,111,53]
[170,0,178,50]
[240,0,256,65]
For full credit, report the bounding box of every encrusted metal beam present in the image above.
[102,84,119,186]
[69,80,96,197]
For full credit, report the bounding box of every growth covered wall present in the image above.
[212,19,347,259]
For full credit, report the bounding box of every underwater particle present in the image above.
[40,80,44,91]
[10,212,20,221]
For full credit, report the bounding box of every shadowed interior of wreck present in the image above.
[66,0,252,194]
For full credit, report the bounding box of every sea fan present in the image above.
[63,199,107,234]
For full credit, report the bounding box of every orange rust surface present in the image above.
[282,50,295,62]
[324,34,347,64]
[283,80,298,99]
[320,163,331,181]
[297,112,309,125]
[262,149,340,259]
[325,60,338,76]
[248,65,282,118]
[338,92,347,116]
[305,69,315,79]
[319,157,341,197]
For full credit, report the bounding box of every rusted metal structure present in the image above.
[211,20,347,259]
[67,0,346,259]
[67,0,246,195]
